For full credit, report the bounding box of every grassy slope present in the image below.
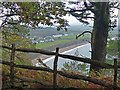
[2,30,120,89]
[36,39,72,49]
[36,34,90,49]
[3,65,119,89]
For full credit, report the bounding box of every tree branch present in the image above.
[0,14,19,18]
[37,57,50,68]
[109,25,117,28]
[83,1,95,14]
[77,18,89,24]
[70,12,94,19]
[110,2,120,10]
[88,0,95,6]
[66,9,90,13]
[76,31,92,39]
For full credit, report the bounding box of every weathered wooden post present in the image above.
[113,58,118,90]
[53,48,59,89]
[10,44,15,88]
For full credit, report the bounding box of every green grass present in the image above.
[1,49,32,66]
[62,35,76,39]
[36,34,91,49]
[62,34,90,39]
[107,40,118,57]
[36,39,72,48]
[80,34,91,39]
[15,57,32,65]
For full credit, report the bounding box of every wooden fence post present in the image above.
[113,58,118,90]
[53,48,59,89]
[10,44,15,88]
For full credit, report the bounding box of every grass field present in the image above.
[36,39,72,48]
[36,34,91,49]
[62,35,76,39]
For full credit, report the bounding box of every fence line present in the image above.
[1,45,55,55]
[59,54,115,69]
[1,60,120,89]
[1,45,118,68]
[1,44,120,89]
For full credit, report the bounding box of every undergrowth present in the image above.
[1,65,120,89]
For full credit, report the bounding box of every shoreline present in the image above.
[31,41,89,65]
[42,36,117,64]
[43,43,90,63]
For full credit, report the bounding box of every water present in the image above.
[36,43,91,70]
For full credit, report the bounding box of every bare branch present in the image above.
[76,31,92,39]
[83,1,95,14]
[66,9,90,13]
[7,22,18,25]
[81,16,94,19]
[88,0,95,6]
[65,1,95,14]
[0,17,8,27]
[0,14,19,18]
[37,57,50,68]
[110,2,120,10]
[109,25,117,28]
[77,18,89,24]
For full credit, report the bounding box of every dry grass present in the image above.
[2,65,118,89]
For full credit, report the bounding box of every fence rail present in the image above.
[1,44,120,89]
[1,45,119,68]
[1,60,120,89]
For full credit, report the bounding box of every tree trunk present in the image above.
[91,2,110,71]
[118,9,120,79]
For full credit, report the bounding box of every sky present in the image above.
[0,2,118,27]
[63,14,94,26]
[0,10,83,27]
[63,15,84,25]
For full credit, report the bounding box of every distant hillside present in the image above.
[69,25,92,31]
[29,25,92,38]
[29,27,68,38]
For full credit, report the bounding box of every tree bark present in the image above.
[91,2,110,71]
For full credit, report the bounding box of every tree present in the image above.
[0,2,68,30]
[1,23,35,65]
[0,1,119,71]
[0,2,69,66]
[90,2,110,70]
[66,1,119,71]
